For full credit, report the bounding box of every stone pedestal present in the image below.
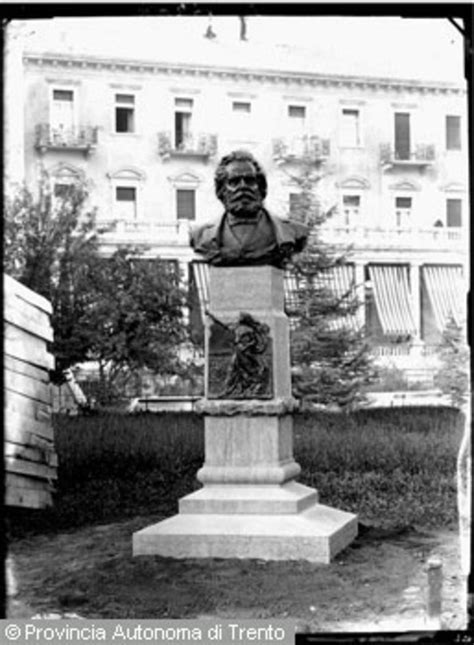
[133,266,357,562]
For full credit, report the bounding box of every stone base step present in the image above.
[133,503,358,563]
[179,481,318,514]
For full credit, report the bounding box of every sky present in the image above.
[9,15,466,83]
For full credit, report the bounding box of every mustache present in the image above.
[228,189,259,200]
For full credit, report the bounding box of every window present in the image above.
[341,109,360,147]
[288,105,305,119]
[53,89,73,102]
[342,195,360,226]
[115,186,137,219]
[447,199,462,227]
[289,193,304,218]
[232,101,251,113]
[395,196,412,227]
[54,183,71,198]
[177,189,196,220]
[51,88,75,139]
[115,94,135,133]
[446,116,461,150]
[394,112,410,160]
[175,98,193,149]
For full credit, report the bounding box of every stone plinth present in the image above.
[133,266,358,563]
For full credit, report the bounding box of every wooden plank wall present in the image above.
[4,274,58,509]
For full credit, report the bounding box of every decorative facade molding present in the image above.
[391,102,419,109]
[24,52,466,97]
[46,77,81,86]
[336,175,370,190]
[107,167,146,181]
[227,91,258,98]
[109,83,143,90]
[167,171,202,186]
[440,182,466,193]
[282,95,313,102]
[170,87,202,95]
[388,179,421,191]
[339,99,366,105]
[48,161,85,180]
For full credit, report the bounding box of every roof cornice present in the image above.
[23,51,466,96]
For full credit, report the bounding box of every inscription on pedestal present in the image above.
[208,312,273,399]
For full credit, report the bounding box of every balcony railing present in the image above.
[272,135,330,164]
[158,132,218,159]
[96,219,191,245]
[35,124,98,155]
[380,143,435,168]
[320,225,466,252]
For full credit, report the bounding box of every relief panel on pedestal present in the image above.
[207,312,273,399]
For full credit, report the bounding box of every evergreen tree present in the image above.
[434,316,470,409]
[285,159,377,410]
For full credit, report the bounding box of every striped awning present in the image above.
[368,265,417,337]
[283,269,300,314]
[285,265,359,331]
[192,262,359,331]
[422,265,465,330]
[317,265,359,331]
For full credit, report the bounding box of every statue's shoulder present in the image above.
[189,215,223,247]
[267,211,308,236]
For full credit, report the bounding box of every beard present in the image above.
[225,189,262,218]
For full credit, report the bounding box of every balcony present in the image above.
[272,135,330,164]
[158,132,218,160]
[96,219,190,247]
[380,143,435,169]
[35,124,98,155]
[320,225,467,253]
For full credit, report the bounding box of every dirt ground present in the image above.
[7,515,468,633]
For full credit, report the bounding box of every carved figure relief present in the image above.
[208,312,273,399]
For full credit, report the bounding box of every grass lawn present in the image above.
[7,407,468,628]
[9,406,463,536]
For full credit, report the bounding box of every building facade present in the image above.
[18,43,469,384]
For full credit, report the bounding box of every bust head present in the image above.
[190,150,308,267]
[214,150,267,219]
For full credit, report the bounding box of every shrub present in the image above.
[7,408,464,537]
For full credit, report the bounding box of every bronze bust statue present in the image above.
[190,150,308,268]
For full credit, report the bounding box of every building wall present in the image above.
[21,50,469,376]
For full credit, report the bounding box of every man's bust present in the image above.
[190,150,308,268]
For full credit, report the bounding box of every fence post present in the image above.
[427,556,443,628]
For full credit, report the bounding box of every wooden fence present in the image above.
[4,274,57,508]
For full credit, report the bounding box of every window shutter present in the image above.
[396,197,412,209]
[115,186,136,219]
[446,116,461,150]
[53,90,73,101]
[116,187,136,201]
[289,193,303,216]
[447,199,462,227]
[54,183,71,197]
[288,105,305,119]
[341,109,360,146]
[175,98,193,110]
[115,94,135,104]
[343,195,360,207]
[232,101,251,113]
[394,113,410,160]
[177,189,196,220]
